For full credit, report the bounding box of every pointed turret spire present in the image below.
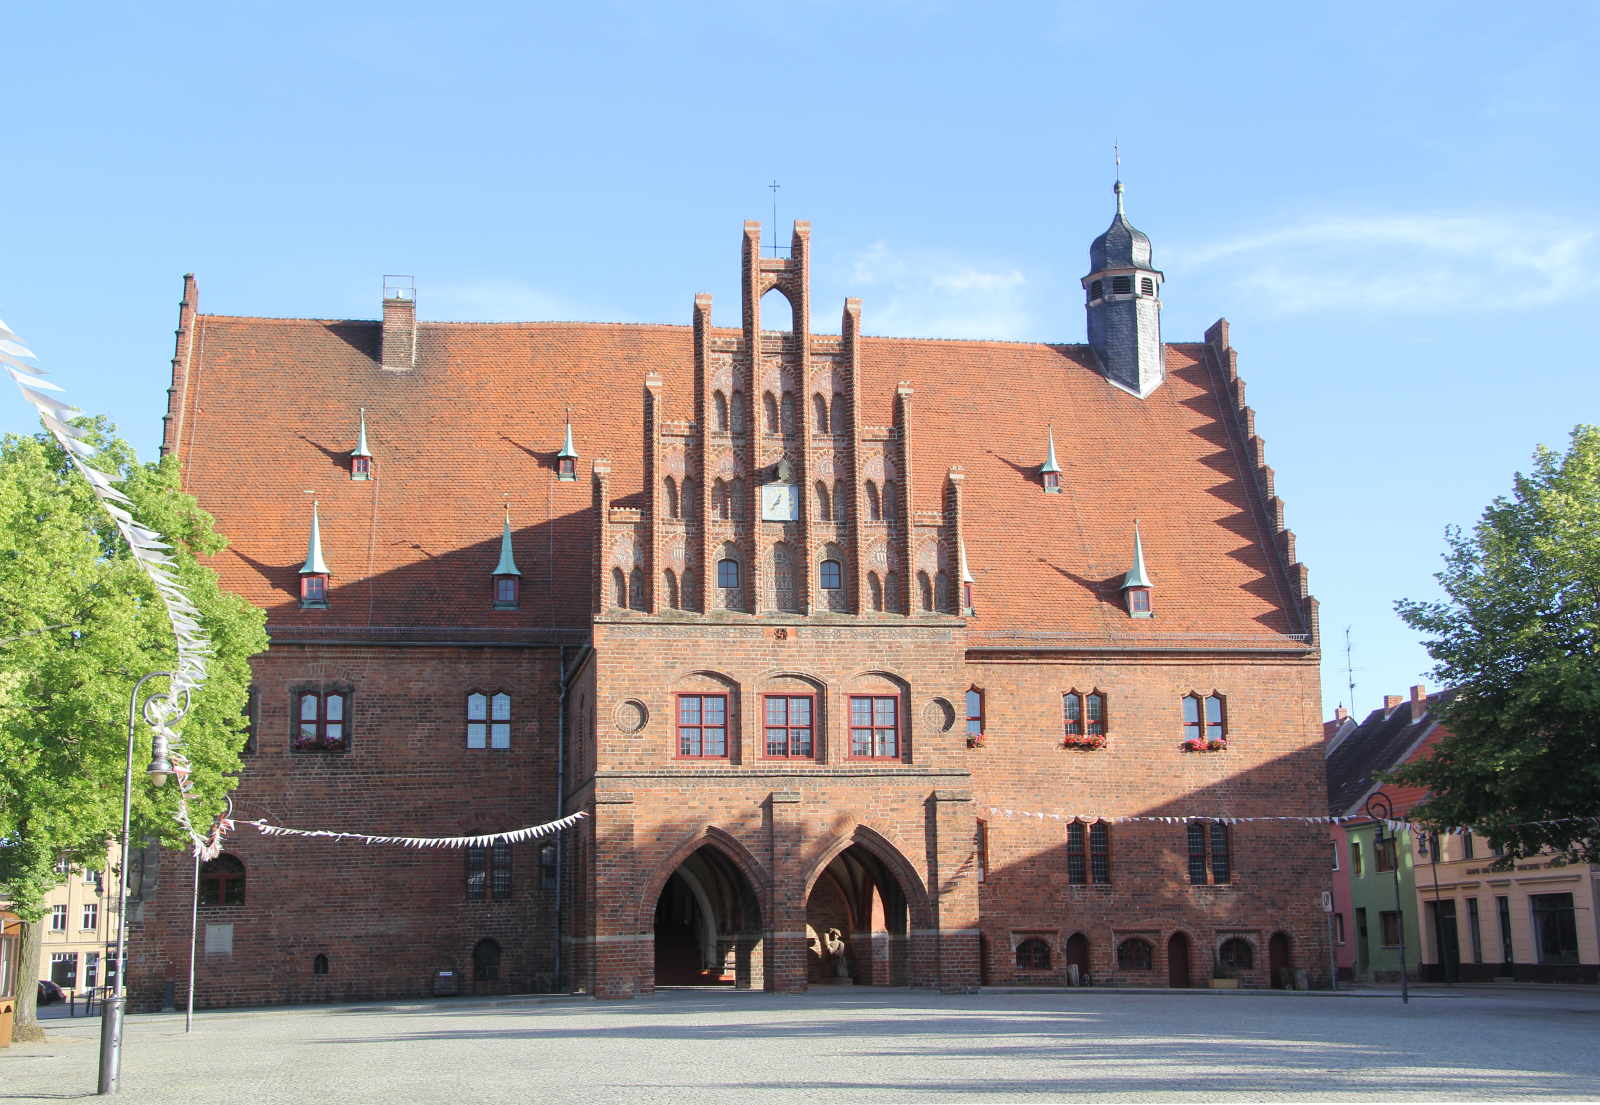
[1040,425,1062,492]
[958,535,976,615]
[350,408,373,479]
[1122,520,1153,617]
[493,508,521,577]
[557,409,578,481]
[300,500,329,575]
[299,499,331,608]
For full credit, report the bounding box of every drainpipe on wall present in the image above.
[554,644,593,994]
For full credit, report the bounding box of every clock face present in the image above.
[761,483,799,521]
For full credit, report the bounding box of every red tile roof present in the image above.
[168,310,1312,650]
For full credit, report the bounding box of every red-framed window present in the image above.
[351,455,371,480]
[677,694,729,758]
[199,855,245,906]
[1042,470,1060,492]
[763,694,814,758]
[1063,691,1107,743]
[558,455,576,481]
[300,574,328,608]
[494,575,519,609]
[467,692,512,750]
[1128,587,1150,614]
[1182,693,1226,746]
[466,841,513,901]
[849,695,900,759]
[293,687,350,751]
[1187,820,1231,885]
[965,688,984,740]
[1066,820,1111,884]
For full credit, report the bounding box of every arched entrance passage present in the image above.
[1167,931,1192,988]
[804,843,916,986]
[1269,931,1293,989]
[652,845,764,988]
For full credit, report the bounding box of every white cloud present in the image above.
[1176,214,1599,316]
[424,280,601,323]
[840,241,1033,339]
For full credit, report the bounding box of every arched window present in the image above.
[865,481,881,521]
[1015,938,1052,971]
[312,954,329,975]
[717,558,740,590]
[917,571,933,612]
[1118,938,1153,970]
[761,287,793,332]
[731,390,746,433]
[713,479,730,521]
[820,558,842,590]
[1066,819,1111,883]
[1218,937,1253,971]
[815,480,831,521]
[833,479,847,522]
[882,480,898,522]
[781,391,797,435]
[867,572,883,612]
[763,392,779,434]
[813,393,828,433]
[628,567,645,610]
[831,392,846,435]
[473,938,502,982]
[612,568,627,609]
[713,391,729,432]
[199,854,245,907]
[663,568,679,610]
[466,691,512,749]
[1182,693,1227,748]
[663,476,679,520]
[965,688,983,739]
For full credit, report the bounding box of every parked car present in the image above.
[37,980,65,1005]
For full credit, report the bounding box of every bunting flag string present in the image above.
[4,318,216,857]
[240,810,587,849]
[984,807,1600,837]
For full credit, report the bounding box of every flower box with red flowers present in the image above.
[1062,734,1106,750]
[966,734,985,749]
[1182,737,1227,752]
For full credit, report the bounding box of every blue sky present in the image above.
[4,1,1596,717]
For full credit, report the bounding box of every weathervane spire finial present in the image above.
[1113,142,1125,216]
[768,179,781,257]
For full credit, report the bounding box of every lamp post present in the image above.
[1365,790,1409,1005]
[98,671,184,1095]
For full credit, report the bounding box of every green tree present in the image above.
[0,421,267,1040]
[1390,424,1600,864]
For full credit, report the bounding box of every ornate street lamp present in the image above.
[98,671,186,1095]
[1365,790,1409,1005]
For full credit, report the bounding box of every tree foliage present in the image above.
[1389,425,1600,863]
[0,421,267,914]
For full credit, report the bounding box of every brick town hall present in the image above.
[133,184,1329,1004]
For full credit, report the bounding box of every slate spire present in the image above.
[493,508,521,577]
[300,500,329,576]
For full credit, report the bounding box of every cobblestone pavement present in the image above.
[5,986,1600,1103]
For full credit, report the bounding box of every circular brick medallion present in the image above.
[924,698,955,733]
[615,699,648,734]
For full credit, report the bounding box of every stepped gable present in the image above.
[164,289,1313,651]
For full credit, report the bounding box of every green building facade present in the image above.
[1344,822,1421,980]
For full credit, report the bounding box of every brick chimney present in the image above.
[1383,694,1404,713]
[381,275,416,371]
[1410,683,1428,721]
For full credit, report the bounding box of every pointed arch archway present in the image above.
[640,827,769,990]
[800,824,932,987]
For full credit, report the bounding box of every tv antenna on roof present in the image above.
[769,180,780,257]
[1343,625,1361,714]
